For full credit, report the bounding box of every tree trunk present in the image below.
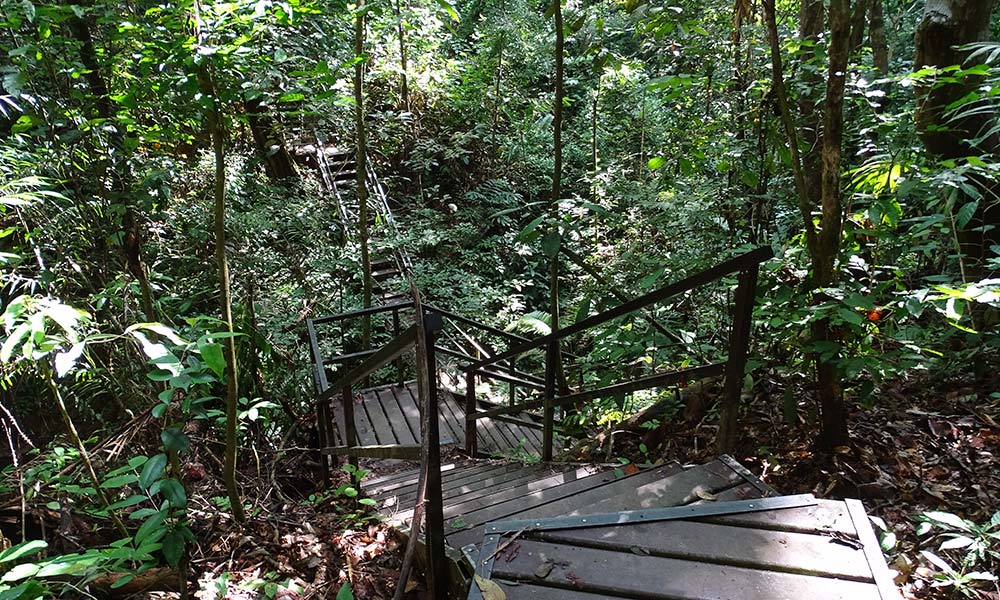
[244,98,297,181]
[915,0,999,158]
[870,0,889,75]
[354,0,373,349]
[394,0,409,111]
[549,0,564,348]
[198,64,247,524]
[915,0,1000,271]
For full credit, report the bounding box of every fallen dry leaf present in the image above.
[474,574,506,600]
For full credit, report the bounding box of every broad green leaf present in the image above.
[923,511,972,532]
[647,157,665,170]
[162,529,185,567]
[955,200,978,229]
[1,323,30,363]
[0,562,40,583]
[434,0,460,21]
[199,342,226,378]
[139,453,168,489]
[160,429,189,453]
[100,474,138,488]
[0,540,47,563]
[160,478,187,507]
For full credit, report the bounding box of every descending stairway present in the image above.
[314,142,410,304]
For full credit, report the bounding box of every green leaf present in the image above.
[923,511,973,532]
[0,562,40,583]
[106,495,148,511]
[54,342,85,377]
[0,540,47,564]
[336,582,354,600]
[199,342,226,378]
[109,574,135,589]
[434,0,460,21]
[647,157,665,171]
[278,92,305,103]
[162,529,185,567]
[955,200,978,229]
[160,428,190,453]
[159,478,187,508]
[100,474,138,489]
[139,453,168,490]
[1,323,31,363]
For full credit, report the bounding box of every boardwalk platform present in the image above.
[363,455,773,560]
[327,381,552,457]
[467,495,900,600]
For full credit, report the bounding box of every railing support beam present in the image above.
[543,340,557,461]
[717,266,760,453]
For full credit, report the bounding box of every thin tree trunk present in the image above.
[491,32,505,151]
[198,63,247,523]
[245,98,297,181]
[870,0,889,74]
[590,76,600,203]
[550,0,564,345]
[395,0,409,111]
[354,0,373,348]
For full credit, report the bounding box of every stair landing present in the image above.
[362,455,773,558]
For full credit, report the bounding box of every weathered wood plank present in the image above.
[352,393,378,446]
[392,384,423,444]
[532,519,874,581]
[363,390,396,445]
[321,444,421,460]
[446,464,682,549]
[702,498,857,536]
[377,387,416,445]
[489,539,882,600]
[575,458,744,515]
[372,463,519,501]
[385,463,544,505]
[435,391,467,446]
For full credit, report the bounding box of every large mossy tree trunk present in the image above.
[915,0,1000,270]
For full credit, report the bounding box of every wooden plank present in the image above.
[392,384,423,445]
[472,412,508,456]
[473,582,613,600]
[388,463,538,505]
[446,464,675,549]
[321,326,417,400]
[532,519,875,581]
[377,388,416,445]
[434,391,467,446]
[489,539,881,600]
[321,444,421,459]
[703,498,857,536]
[351,392,378,446]
[846,498,904,600]
[373,463,520,501]
[400,464,575,511]
[366,461,488,494]
[489,461,704,529]
[576,458,744,515]
[363,389,396,445]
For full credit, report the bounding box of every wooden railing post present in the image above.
[465,369,478,456]
[543,339,557,461]
[342,384,358,470]
[420,310,447,597]
[717,265,760,453]
[392,307,403,386]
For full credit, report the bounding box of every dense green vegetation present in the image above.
[1,0,998,597]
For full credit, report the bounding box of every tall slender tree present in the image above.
[355,0,373,348]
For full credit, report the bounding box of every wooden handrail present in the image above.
[310,300,414,325]
[463,246,774,460]
[318,325,417,402]
[464,246,774,373]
